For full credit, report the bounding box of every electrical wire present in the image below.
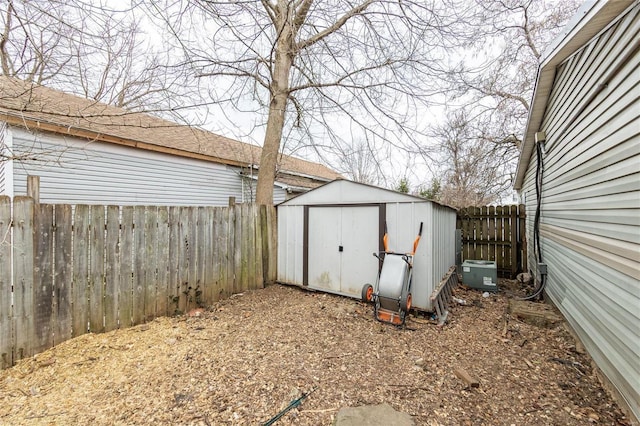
[514,139,546,301]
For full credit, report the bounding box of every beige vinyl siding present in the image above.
[520,4,639,419]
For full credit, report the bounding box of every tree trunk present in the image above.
[255,90,288,205]
[255,13,294,206]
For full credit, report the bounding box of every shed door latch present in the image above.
[338,245,343,252]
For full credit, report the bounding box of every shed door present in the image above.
[307,206,380,297]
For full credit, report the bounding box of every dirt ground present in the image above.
[0,281,632,426]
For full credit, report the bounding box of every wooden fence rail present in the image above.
[0,196,276,369]
[456,204,527,278]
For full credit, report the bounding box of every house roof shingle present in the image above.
[0,76,341,185]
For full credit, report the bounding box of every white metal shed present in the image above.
[277,179,457,311]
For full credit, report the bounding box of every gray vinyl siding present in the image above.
[0,122,7,195]
[9,126,287,206]
[0,164,5,197]
[521,4,639,418]
[0,163,4,194]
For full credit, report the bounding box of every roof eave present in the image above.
[513,0,635,190]
[0,110,249,168]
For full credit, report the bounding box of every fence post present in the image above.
[27,175,40,203]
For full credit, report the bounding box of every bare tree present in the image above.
[1,0,580,201]
[434,0,581,203]
[325,139,386,185]
[146,0,473,204]
[429,110,511,208]
[0,0,186,115]
[0,0,70,84]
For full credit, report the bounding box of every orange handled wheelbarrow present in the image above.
[361,222,423,326]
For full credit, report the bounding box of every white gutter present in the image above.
[239,172,316,193]
[247,163,337,182]
[513,0,636,190]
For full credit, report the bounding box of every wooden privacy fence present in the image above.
[0,196,276,369]
[456,205,526,278]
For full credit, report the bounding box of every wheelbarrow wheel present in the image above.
[361,283,374,302]
[400,291,412,312]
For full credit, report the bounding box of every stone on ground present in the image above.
[334,403,415,426]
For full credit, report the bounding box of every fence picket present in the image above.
[156,207,170,317]
[471,208,482,259]
[72,205,90,337]
[54,204,73,344]
[33,204,54,353]
[249,204,258,290]
[457,210,467,262]
[480,206,488,258]
[104,206,120,331]
[89,206,105,333]
[240,204,249,292]
[201,207,214,303]
[255,205,262,286]
[144,206,158,322]
[187,207,198,312]
[218,207,229,299]
[0,196,12,368]
[133,206,146,325]
[504,206,513,278]
[488,206,496,262]
[509,205,518,277]
[495,206,505,273]
[196,207,207,304]
[177,207,190,313]
[13,197,34,361]
[168,206,181,315]
[234,205,243,293]
[119,207,134,328]
[519,205,527,273]
[227,206,236,295]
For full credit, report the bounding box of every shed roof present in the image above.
[278,179,444,206]
[0,76,341,187]
[513,0,635,190]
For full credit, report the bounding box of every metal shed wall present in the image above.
[277,180,456,311]
[520,4,639,418]
[4,126,287,205]
[277,204,305,286]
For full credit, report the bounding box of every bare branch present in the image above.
[295,0,374,51]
